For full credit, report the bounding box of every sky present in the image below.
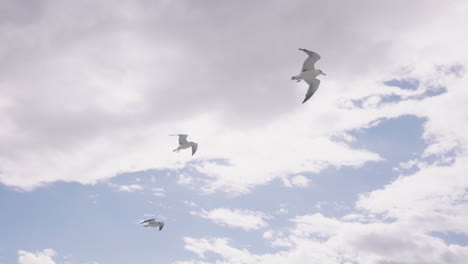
[1,0,468,263]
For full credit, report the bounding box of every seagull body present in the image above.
[170,134,198,155]
[140,219,165,231]
[291,48,326,104]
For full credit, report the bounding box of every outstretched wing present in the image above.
[302,78,321,104]
[191,143,198,156]
[169,134,188,144]
[299,48,321,72]
[159,222,165,231]
[140,218,155,224]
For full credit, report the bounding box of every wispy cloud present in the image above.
[152,187,166,197]
[118,184,142,192]
[191,208,270,230]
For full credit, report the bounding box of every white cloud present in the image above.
[180,211,468,264]
[117,184,142,192]
[177,174,195,185]
[0,0,466,202]
[184,200,197,207]
[152,187,166,197]
[263,230,273,239]
[178,94,468,263]
[191,208,270,230]
[275,208,288,215]
[181,236,343,264]
[1,0,434,194]
[18,249,56,264]
[177,53,468,263]
[357,155,468,235]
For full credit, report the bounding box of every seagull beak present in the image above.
[322,72,326,76]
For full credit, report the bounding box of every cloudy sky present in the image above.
[1,0,468,263]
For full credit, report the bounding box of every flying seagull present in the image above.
[291,48,326,104]
[170,134,198,155]
[140,219,165,231]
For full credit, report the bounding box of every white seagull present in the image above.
[140,219,165,231]
[170,134,198,156]
[291,48,326,104]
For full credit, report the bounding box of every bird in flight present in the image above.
[291,48,326,104]
[140,219,165,231]
[170,134,198,156]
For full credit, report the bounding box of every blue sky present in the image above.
[1,1,468,264]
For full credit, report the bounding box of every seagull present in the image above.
[140,219,165,231]
[170,134,198,156]
[291,48,326,104]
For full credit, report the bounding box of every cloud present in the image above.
[0,0,467,199]
[18,249,56,264]
[177,55,468,263]
[184,200,197,207]
[117,184,142,192]
[0,0,414,192]
[180,211,468,264]
[357,155,468,235]
[191,208,270,230]
[275,208,288,215]
[152,187,166,197]
[181,236,342,263]
[178,82,468,263]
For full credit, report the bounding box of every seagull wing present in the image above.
[302,78,321,104]
[140,218,155,224]
[300,49,321,72]
[191,143,198,156]
[169,134,188,144]
[159,222,165,231]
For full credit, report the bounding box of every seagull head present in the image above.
[318,69,326,76]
